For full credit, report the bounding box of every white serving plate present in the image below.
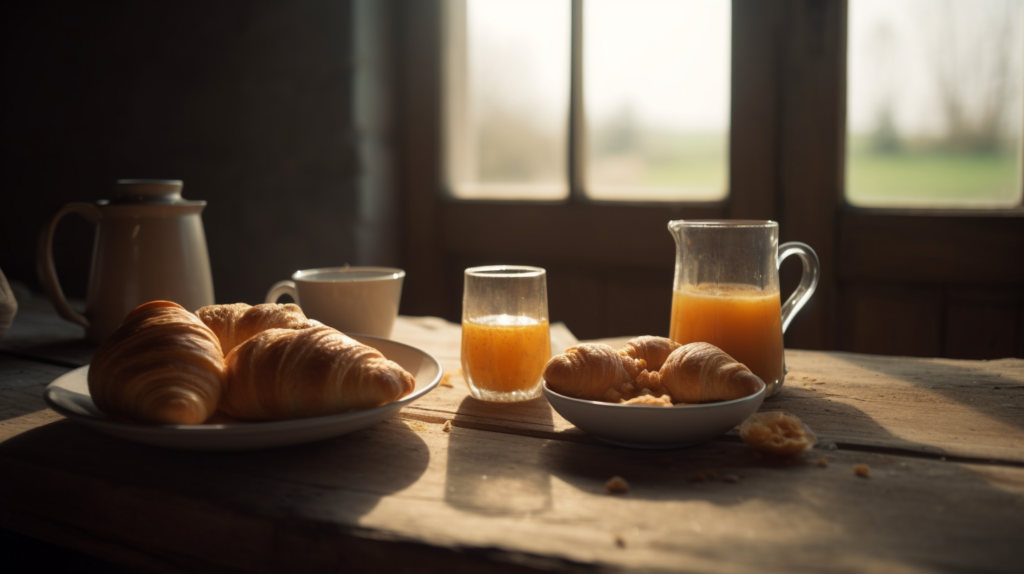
[543,380,766,449]
[44,334,442,451]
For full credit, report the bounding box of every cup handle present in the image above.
[778,242,820,333]
[265,280,298,304]
[36,202,102,329]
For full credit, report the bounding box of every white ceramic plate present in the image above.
[44,335,442,451]
[543,380,766,449]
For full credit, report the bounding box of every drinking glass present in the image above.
[461,265,551,402]
[667,220,819,397]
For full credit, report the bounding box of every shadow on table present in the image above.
[828,351,1024,432]
[0,415,431,524]
[444,395,553,516]
[535,379,1012,503]
[534,393,1024,572]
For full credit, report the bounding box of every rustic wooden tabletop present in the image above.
[1,297,1023,573]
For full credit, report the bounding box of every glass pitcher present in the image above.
[667,220,819,396]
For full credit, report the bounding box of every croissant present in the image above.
[542,343,643,401]
[195,302,314,355]
[88,301,226,424]
[659,342,764,403]
[222,325,415,420]
[618,336,681,371]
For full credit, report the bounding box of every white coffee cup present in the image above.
[265,267,405,338]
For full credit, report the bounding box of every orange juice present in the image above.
[461,315,551,395]
[669,283,784,386]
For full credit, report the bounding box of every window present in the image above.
[400,0,1024,353]
[444,0,571,200]
[444,0,732,202]
[846,0,1024,208]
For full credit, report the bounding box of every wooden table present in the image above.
[2,298,1023,573]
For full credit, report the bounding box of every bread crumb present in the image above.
[442,420,452,433]
[854,464,871,478]
[439,370,457,388]
[739,411,818,455]
[614,534,626,548]
[722,474,740,483]
[816,457,829,468]
[404,420,429,432]
[605,476,629,494]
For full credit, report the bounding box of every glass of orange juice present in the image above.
[461,265,551,402]
[667,220,819,397]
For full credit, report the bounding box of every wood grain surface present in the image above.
[2,304,1023,573]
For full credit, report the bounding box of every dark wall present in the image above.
[1,1,399,307]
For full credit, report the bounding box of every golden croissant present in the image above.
[618,336,680,372]
[542,343,643,401]
[195,302,314,355]
[222,325,415,420]
[659,342,764,403]
[88,301,226,424]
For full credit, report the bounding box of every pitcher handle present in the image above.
[36,202,102,329]
[265,280,298,304]
[778,242,820,333]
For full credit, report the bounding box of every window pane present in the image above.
[584,0,730,202]
[447,0,570,200]
[846,0,1024,208]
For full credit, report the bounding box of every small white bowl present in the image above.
[542,380,766,449]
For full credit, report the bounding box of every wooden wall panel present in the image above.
[439,203,717,270]
[839,284,943,357]
[604,270,675,339]
[546,270,607,340]
[943,290,1021,359]
[435,203,716,339]
[838,212,1024,285]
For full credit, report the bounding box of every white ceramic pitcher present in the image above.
[37,180,215,344]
